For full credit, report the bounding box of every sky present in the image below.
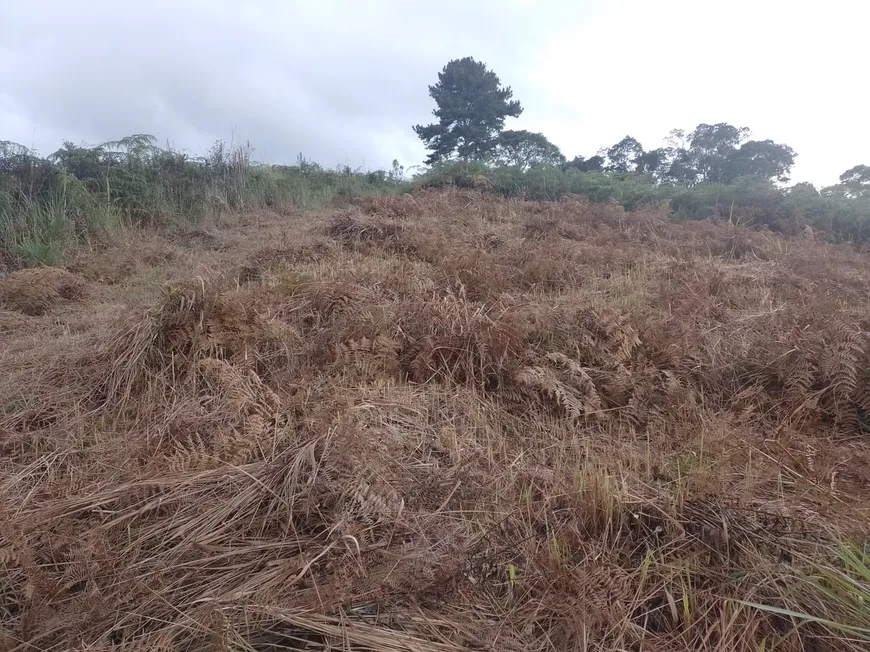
[1,0,867,187]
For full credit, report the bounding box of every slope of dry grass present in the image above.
[2,189,870,651]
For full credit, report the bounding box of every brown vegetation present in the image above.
[0,267,88,316]
[1,189,870,651]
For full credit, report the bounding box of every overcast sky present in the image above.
[1,0,866,186]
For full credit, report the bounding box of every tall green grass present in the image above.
[737,541,870,647]
[0,138,407,268]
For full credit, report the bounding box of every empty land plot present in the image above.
[2,189,870,651]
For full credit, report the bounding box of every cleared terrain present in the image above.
[2,189,870,651]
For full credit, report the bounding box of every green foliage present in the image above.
[634,148,673,179]
[563,155,605,172]
[684,123,751,184]
[725,139,796,184]
[417,161,663,208]
[604,136,644,173]
[412,59,801,195]
[0,138,407,268]
[416,162,870,242]
[835,164,870,198]
[597,124,797,187]
[0,169,98,267]
[737,541,870,645]
[492,130,564,169]
[413,57,523,165]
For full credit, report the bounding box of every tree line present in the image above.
[413,57,868,197]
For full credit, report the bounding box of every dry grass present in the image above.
[1,189,870,651]
[0,267,88,316]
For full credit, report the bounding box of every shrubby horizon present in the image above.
[412,57,870,242]
[414,57,868,193]
[2,55,870,268]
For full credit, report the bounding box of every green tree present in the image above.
[492,130,564,169]
[789,181,820,197]
[634,147,674,180]
[413,57,523,165]
[661,123,749,185]
[685,123,750,184]
[49,142,112,191]
[604,136,644,173]
[660,123,798,186]
[563,155,605,172]
[838,164,870,198]
[724,140,796,184]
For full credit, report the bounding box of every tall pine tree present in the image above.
[414,57,522,165]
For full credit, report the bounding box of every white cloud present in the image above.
[0,0,865,185]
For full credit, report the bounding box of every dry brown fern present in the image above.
[337,335,401,383]
[517,353,603,420]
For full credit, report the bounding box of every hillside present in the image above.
[2,189,870,651]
